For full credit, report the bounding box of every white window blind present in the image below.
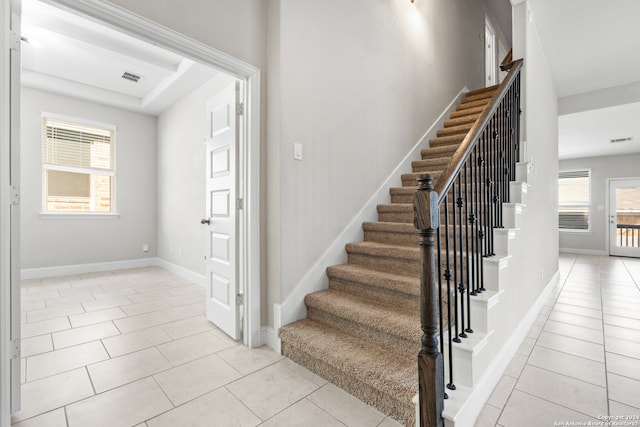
[558,170,590,230]
[42,117,115,213]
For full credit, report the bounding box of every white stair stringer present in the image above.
[470,290,503,334]
[493,228,518,256]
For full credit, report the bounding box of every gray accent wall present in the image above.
[20,87,158,269]
[559,153,640,254]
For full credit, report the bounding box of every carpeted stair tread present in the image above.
[412,157,451,171]
[304,289,420,344]
[443,114,481,128]
[437,122,474,137]
[450,105,486,119]
[464,84,499,97]
[327,263,419,298]
[420,144,459,159]
[455,98,491,111]
[279,319,417,425]
[429,134,466,147]
[461,88,497,104]
[346,241,419,260]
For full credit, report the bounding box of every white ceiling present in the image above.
[528,0,640,160]
[21,0,220,116]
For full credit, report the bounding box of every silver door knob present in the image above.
[200,218,211,225]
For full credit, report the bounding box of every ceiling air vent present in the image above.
[610,137,633,144]
[121,71,142,83]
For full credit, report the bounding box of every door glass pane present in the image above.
[615,186,640,247]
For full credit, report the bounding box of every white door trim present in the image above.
[28,0,262,347]
[607,177,640,257]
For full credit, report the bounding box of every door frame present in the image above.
[0,0,262,352]
[607,177,640,257]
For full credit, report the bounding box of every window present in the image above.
[558,170,590,231]
[42,116,115,213]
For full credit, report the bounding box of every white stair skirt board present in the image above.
[470,290,503,334]
[276,88,470,332]
[482,255,511,292]
[509,181,530,205]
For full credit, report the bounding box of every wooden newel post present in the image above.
[413,174,444,427]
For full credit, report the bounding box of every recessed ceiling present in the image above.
[528,0,640,160]
[21,0,220,116]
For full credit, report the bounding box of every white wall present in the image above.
[559,153,640,254]
[20,87,158,269]
[156,72,236,277]
[275,0,490,305]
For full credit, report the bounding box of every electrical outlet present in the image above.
[294,143,303,161]
[142,243,150,252]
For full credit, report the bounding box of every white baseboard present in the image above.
[155,258,207,288]
[21,257,159,280]
[559,247,607,256]
[442,270,560,426]
[277,88,470,328]
[262,326,280,353]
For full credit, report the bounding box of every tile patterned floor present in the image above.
[476,254,640,427]
[13,267,402,427]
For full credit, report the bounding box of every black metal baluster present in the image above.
[456,176,467,339]
[443,194,455,391]
[436,230,447,400]
[463,162,473,334]
[451,184,461,343]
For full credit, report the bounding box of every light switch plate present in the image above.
[294,143,303,161]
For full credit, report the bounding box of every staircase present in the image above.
[279,85,499,426]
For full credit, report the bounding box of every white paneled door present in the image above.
[203,82,241,340]
[609,179,640,258]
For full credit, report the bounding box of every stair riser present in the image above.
[328,277,419,311]
[456,99,490,111]
[438,126,472,138]
[364,229,419,246]
[444,115,480,128]
[377,211,413,223]
[307,307,419,359]
[412,159,450,172]
[450,106,485,119]
[348,252,420,276]
[390,191,414,204]
[281,343,416,426]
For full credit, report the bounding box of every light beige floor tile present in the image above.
[113,311,172,333]
[21,317,71,339]
[12,408,67,427]
[260,399,344,427]
[126,290,173,304]
[609,400,640,416]
[604,314,640,331]
[605,324,640,343]
[26,340,109,381]
[81,296,132,312]
[154,354,242,405]
[528,346,606,386]
[607,352,640,382]
[499,389,597,427]
[378,417,403,427]
[525,324,543,340]
[543,320,604,344]
[44,294,96,309]
[608,373,640,409]
[66,377,173,427]
[556,296,601,310]
[516,365,607,418]
[281,358,328,386]
[307,383,386,427]
[58,286,101,298]
[163,293,203,307]
[504,353,527,378]
[487,375,516,409]
[26,304,85,323]
[20,296,46,312]
[91,287,136,300]
[52,321,119,349]
[226,361,320,420]
[537,331,604,362]
[516,338,536,356]
[102,326,172,357]
[474,403,501,427]
[606,336,640,359]
[21,335,53,357]
[217,345,283,376]
[88,347,172,393]
[147,387,260,427]
[548,311,603,330]
[121,300,172,316]
[12,368,94,422]
[157,331,233,366]
[553,303,602,319]
[69,307,127,328]
[159,315,216,340]
[166,284,203,296]
[162,302,205,321]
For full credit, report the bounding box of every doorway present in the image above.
[1,0,261,420]
[609,178,640,257]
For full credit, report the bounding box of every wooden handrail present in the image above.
[500,49,514,71]
[435,59,523,202]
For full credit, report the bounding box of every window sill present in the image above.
[39,213,120,220]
